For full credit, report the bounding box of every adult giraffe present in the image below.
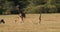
[13,0,26,23]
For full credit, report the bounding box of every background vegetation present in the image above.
[0,0,60,14]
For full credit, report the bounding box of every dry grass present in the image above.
[0,14,60,32]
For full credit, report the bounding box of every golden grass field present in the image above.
[0,14,60,32]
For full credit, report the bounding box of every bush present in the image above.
[10,10,19,14]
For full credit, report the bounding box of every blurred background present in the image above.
[0,0,60,15]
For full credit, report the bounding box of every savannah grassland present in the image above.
[0,14,60,32]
